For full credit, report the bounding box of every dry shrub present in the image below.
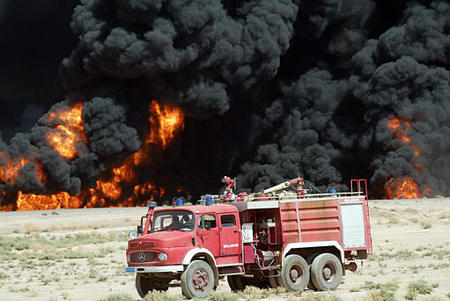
[360,281,398,301]
[300,292,341,301]
[388,216,400,225]
[207,291,239,301]
[406,280,433,300]
[422,296,446,301]
[97,294,135,301]
[420,220,432,229]
[241,286,287,299]
[362,290,386,301]
[143,290,182,301]
[243,286,267,299]
[404,208,419,214]
[438,212,449,220]
[25,223,42,233]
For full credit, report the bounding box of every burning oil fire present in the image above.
[133,100,185,165]
[384,176,421,199]
[384,117,431,199]
[0,100,184,211]
[45,102,87,159]
[387,118,420,156]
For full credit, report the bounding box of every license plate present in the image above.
[125,267,135,273]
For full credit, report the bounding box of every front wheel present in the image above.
[310,253,343,291]
[181,260,215,299]
[135,273,169,298]
[279,254,309,292]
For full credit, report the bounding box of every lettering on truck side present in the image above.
[223,243,239,248]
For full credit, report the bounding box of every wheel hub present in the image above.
[323,267,332,280]
[290,268,299,282]
[289,264,304,283]
[192,269,209,292]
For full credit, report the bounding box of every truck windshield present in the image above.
[151,210,195,232]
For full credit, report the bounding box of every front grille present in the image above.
[130,251,157,263]
[129,241,154,249]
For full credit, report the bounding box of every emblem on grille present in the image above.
[138,252,146,262]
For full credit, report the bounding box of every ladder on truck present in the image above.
[350,179,372,254]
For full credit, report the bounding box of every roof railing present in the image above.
[213,190,365,203]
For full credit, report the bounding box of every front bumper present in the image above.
[125,265,184,273]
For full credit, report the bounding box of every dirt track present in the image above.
[0,198,449,300]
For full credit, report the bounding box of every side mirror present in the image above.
[137,225,143,234]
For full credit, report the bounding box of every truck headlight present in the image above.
[126,254,130,263]
[128,230,138,239]
[158,252,168,261]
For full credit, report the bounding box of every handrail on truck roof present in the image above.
[205,191,366,204]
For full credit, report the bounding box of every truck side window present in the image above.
[221,214,236,228]
[198,215,216,229]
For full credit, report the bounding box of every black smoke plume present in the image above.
[60,0,299,116]
[1,0,450,209]
[240,0,450,197]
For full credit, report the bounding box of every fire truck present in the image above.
[125,177,372,299]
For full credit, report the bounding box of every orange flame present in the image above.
[1,100,185,211]
[384,177,421,199]
[45,102,86,159]
[385,117,432,198]
[16,191,83,211]
[0,154,29,185]
[133,100,184,165]
[150,100,185,149]
[0,154,45,186]
[387,118,419,155]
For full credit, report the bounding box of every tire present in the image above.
[154,277,170,291]
[278,254,310,292]
[135,274,169,298]
[181,260,215,299]
[136,274,152,298]
[227,275,238,292]
[227,275,245,292]
[241,275,270,289]
[253,272,271,289]
[307,276,317,290]
[269,270,282,288]
[310,253,343,291]
[306,253,319,290]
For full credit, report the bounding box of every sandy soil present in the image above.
[0,198,449,301]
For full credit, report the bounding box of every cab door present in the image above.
[219,213,241,258]
[197,214,220,257]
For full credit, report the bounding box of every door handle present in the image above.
[234,230,241,233]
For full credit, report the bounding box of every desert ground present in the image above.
[0,198,449,301]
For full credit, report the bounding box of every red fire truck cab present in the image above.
[125,178,372,299]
